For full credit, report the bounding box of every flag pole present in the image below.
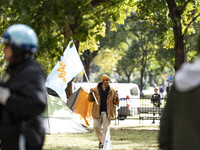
[83,70,99,105]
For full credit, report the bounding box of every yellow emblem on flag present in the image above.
[57,60,67,82]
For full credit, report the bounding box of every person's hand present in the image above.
[90,88,94,93]
[0,86,10,105]
[113,91,119,105]
[115,91,118,99]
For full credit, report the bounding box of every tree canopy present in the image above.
[0,0,200,92]
[0,0,134,66]
[135,0,200,70]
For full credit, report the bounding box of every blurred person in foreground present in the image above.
[88,74,119,149]
[0,24,47,150]
[159,36,200,150]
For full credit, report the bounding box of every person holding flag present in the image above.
[88,74,119,149]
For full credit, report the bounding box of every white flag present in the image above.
[103,127,111,150]
[45,41,84,102]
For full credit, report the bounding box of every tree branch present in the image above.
[183,12,200,36]
[125,40,131,47]
[92,0,124,17]
[179,0,192,15]
[91,0,109,7]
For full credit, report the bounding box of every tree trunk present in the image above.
[83,64,90,82]
[166,0,185,71]
[174,29,185,71]
[127,74,131,83]
[140,67,145,91]
[81,50,98,82]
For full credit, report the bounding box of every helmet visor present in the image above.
[0,37,9,44]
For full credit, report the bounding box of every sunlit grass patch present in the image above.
[43,125,159,150]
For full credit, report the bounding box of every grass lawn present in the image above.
[43,125,159,150]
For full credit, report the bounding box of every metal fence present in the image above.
[115,98,167,124]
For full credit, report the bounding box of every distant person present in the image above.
[166,82,172,97]
[151,87,161,107]
[159,85,164,98]
[0,24,47,150]
[159,36,200,150]
[88,74,119,149]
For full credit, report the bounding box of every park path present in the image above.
[110,119,160,130]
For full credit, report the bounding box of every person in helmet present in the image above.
[0,24,47,150]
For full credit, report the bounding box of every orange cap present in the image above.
[101,74,110,82]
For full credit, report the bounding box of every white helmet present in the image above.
[1,24,38,53]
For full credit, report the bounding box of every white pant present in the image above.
[93,112,110,145]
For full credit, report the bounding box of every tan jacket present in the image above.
[88,84,119,119]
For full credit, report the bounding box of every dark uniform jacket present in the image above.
[0,58,47,150]
[159,85,200,150]
[159,58,200,150]
[151,93,161,107]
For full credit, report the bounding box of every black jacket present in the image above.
[159,85,200,150]
[0,58,47,150]
[159,58,200,150]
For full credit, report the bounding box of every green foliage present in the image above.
[135,0,200,56]
[0,46,7,78]
[184,22,200,62]
[2,0,199,86]
[93,48,119,74]
[116,53,137,82]
[0,0,135,74]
